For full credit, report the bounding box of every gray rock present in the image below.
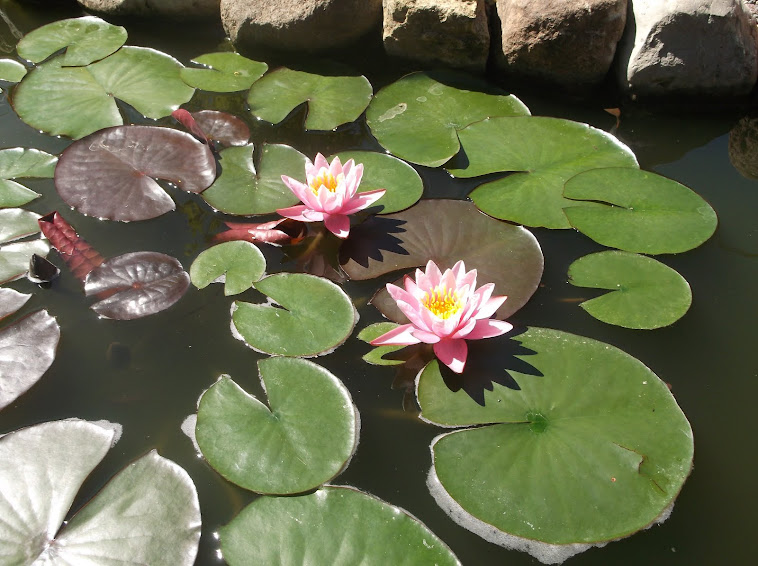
[382,0,490,74]
[77,0,220,18]
[493,0,627,86]
[618,0,758,98]
[729,114,758,179]
[221,0,383,52]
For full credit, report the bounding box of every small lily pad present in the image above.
[568,251,692,329]
[189,110,250,146]
[0,208,41,244]
[563,168,718,254]
[0,59,27,83]
[0,240,50,284]
[357,322,404,366]
[190,241,266,295]
[180,52,267,92]
[247,67,373,131]
[220,486,461,565]
[232,272,357,357]
[0,148,57,208]
[196,358,359,494]
[0,288,31,320]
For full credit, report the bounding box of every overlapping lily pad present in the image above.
[366,71,530,167]
[568,251,692,329]
[196,358,359,494]
[418,328,693,560]
[190,241,266,295]
[0,148,57,207]
[0,208,41,243]
[340,199,543,321]
[358,322,404,366]
[186,110,250,146]
[0,240,50,284]
[180,52,267,92]
[0,419,201,565]
[451,117,639,228]
[220,486,460,565]
[247,67,373,131]
[563,168,718,253]
[0,59,27,85]
[232,272,357,357]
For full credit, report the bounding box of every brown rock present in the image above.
[76,0,220,18]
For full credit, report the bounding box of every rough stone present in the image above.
[221,0,383,52]
[382,0,490,74]
[729,114,758,179]
[76,0,220,18]
[618,0,758,98]
[493,0,627,86]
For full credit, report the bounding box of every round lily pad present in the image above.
[418,327,693,554]
[180,52,267,92]
[0,208,41,244]
[453,117,639,228]
[247,67,373,131]
[196,357,359,494]
[568,251,692,329]
[220,486,461,565]
[366,71,530,167]
[232,272,357,357]
[0,59,27,83]
[563,167,718,254]
[190,241,266,296]
[0,239,50,284]
[0,148,57,208]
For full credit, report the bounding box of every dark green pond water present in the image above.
[1,1,756,564]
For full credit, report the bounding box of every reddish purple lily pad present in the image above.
[192,110,250,147]
[55,125,216,221]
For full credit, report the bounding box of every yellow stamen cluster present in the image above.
[423,286,462,319]
[310,170,339,194]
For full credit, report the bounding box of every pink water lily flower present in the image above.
[277,153,386,239]
[371,260,513,374]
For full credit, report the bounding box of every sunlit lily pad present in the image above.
[340,199,543,321]
[0,148,57,207]
[366,71,530,167]
[196,358,359,494]
[563,168,718,254]
[0,309,59,409]
[84,252,190,320]
[16,16,127,66]
[0,240,50,284]
[190,241,266,295]
[331,150,423,214]
[358,322,404,366]
[180,52,267,92]
[418,327,693,559]
[220,486,461,565]
[0,288,31,320]
[0,59,27,84]
[55,125,215,221]
[232,272,357,357]
[0,419,201,565]
[201,143,305,215]
[0,208,41,244]
[247,68,373,131]
[568,251,692,329]
[451,117,639,228]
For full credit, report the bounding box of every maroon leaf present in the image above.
[171,109,209,144]
[38,211,104,282]
[213,218,306,246]
[55,125,217,222]
[191,110,250,147]
[84,252,190,320]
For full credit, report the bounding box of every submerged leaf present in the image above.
[190,241,266,295]
[213,218,306,246]
[38,211,104,281]
[180,52,267,92]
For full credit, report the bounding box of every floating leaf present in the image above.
[0,419,201,565]
[450,117,638,228]
[357,322,404,366]
[38,211,104,281]
[0,148,57,208]
[180,52,267,92]
[0,309,60,410]
[331,150,423,214]
[0,240,50,284]
[418,327,693,558]
[190,241,266,295]
[16,16,127,66]
[563,167,718,254]
[232,272,356,357]
[340,199,543,321]
[0,288,31,320]
[188,110,250,146]
[366,71,530,167]
[0,59,27,84]
[0,208,41,244]
[247,67,373,131]
[568,251,692,329]
[84,252,190,320]
[55,125,215,221]
[201,144,305,215]
[221,486,460,565]
[196,358,359,494]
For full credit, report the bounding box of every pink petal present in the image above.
[410,328,442,344]
[277,204,314,222]
[387,283,417,308]
[329,155,343,177]
[450,317,477,339]
[396,300,432,332]
[424,260,443,287]
[450,260,466,281]
[345,163,364,198]
[313,153,329,171]
[281,175,312,203]
[323,213,350,238]
[339,189,386,215]
[434,339,468,374]
[302,208,325,221]
[474,294,507,319]
[465,319,513,340]
[370,324,422,346]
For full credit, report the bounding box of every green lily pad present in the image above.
[232,272,357,357]
[0,208,41,244]
[0,240,50,284]
[0,288,31,320]
[13,46,195,139]
[201,144,305,215]
[357,322,404,366]
[452,117,639,228]
[418,327,693,558]
[190,241,266,295]
[563,167,718,254]
[180,52,267,92]
[220,486,461,565]
[331,150,423,214]
[247,67,373,131]
[568,251,692,329]
[0,148,57,208]
[196,358,359,494]
[366,71,530,167]
[0,59,27,84]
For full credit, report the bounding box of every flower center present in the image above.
[310,169,340,194]
[422,286,462,319]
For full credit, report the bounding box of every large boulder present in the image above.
[618,0,758,98]
[221,0,383,52]
[382,0,490,74]
[76,0,220,18]
[492,0,627,86]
